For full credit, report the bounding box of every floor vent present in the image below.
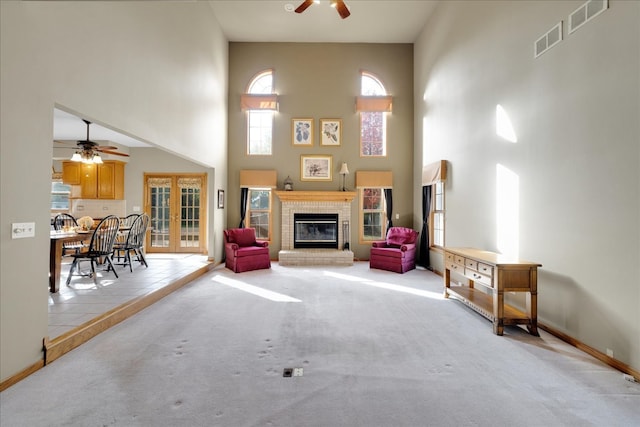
[569,0,608,34]
[282,367,303,377]
[535,22,563,58]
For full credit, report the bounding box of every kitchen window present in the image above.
[51,181,71,212]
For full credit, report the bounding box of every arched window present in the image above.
[243,69,276,155]
[358,71,390,157]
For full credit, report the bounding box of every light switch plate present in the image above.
[12,222,35,239]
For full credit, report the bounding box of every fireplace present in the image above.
[294,213,338,249]
[275,191,356,266]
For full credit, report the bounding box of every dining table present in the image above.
[49,230,93,293]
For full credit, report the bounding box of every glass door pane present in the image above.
[179,186,200,248]
[150,185,172,249]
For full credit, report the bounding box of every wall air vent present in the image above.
[535,22,563,58]
[569,0,608,34]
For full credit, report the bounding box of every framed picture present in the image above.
[320,119,342,146]
[292,118,314,146]
[217,189,225,209]
[300,155,332,181]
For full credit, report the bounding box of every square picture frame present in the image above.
[217,189,225,209]
[292,118,314,146]
[300,155,333,181]
[320,118,342,146]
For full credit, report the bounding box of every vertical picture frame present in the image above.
[292,118,314,146]
[217,189,225,209]
[320,119,342,146]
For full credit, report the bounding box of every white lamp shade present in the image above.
[339,162,349,175]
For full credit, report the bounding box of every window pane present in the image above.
[249,73,272,94]
[51,182,71,210]
[250,190,270,210]
[363,212,383,240]
[250,212,270,239]
[363,188,382,210]
[362,74,386,96]
[361,112,386,156]
[248,110,273,155]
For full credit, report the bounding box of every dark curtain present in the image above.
[419,185,431,269]
[239,187,248,228]
[384,188,393,231]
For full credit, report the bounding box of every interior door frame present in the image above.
[143,172,207,254]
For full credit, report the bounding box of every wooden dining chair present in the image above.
[66,215,121,285]
[53,213,85,255]
[113,213,149,272]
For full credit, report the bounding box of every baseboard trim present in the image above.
[0,359,45,392]
[539,322,639,381]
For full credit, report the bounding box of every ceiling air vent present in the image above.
[535,22,563,58]
[569,0,608,34]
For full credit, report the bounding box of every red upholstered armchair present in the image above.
[223,228,271,273]
[369,227,419,273]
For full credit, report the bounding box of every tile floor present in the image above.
[48,253,211,339]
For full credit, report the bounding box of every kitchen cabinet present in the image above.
[62,161,125,199]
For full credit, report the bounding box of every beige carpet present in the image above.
[2,262,639,426]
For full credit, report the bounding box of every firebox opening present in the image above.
[294,213,339,249]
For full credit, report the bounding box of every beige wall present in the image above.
[228,43,414,260]
[414,1,640,371]
[0,1,228,381]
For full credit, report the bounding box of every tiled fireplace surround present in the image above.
[275,191,356,266]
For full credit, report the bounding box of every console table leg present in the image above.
[526,291,539,336]
[444,268,451,298]
[493,290,504,335]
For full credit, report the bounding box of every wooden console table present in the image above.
[443,247,541,336]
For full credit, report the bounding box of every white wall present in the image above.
[414,1,639,371]
[0,1,228,381]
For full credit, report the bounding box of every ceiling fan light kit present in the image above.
[295,0,350,19]
[58,118,129,164]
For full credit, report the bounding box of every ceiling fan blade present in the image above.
[99,149,129,157]
[295,0,314,13]
[335,0,350,19]
[95,145,119,151]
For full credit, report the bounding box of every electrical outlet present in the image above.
[293,367,304,377]
[606,348,614,358]
[395,213,399,219]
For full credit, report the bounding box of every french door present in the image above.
[144,173,207,253]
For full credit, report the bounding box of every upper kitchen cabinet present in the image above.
[62,161,125,199]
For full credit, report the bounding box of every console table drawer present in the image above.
[465,259,478,270]
[478,262,493,277]
[465,269,493,287]
[446,260,463,273]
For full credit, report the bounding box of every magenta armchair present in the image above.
[224,228,271,273]
[369,227,419,273]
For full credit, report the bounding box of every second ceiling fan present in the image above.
[295,0,351,19]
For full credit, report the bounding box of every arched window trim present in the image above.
[244,69,276,155]
[361,71,387,96]
[246,68,274,94]
[359,70,389,157]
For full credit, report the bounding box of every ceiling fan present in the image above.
[295,0,351,19]
[55,119,129,164]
